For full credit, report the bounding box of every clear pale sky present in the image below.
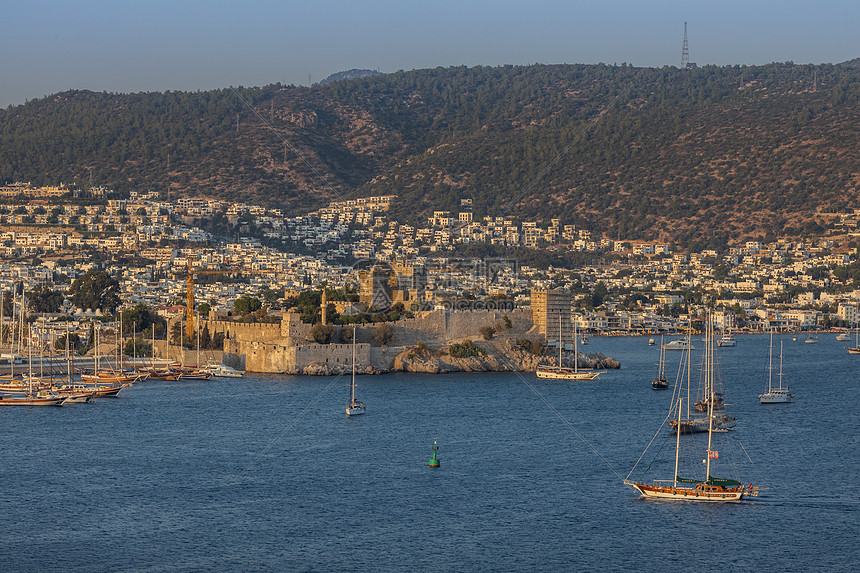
[3,0,858,109]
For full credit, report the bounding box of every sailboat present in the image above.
[717,330,737,347]
[346,326,365,416]
[668,328,736,434]
[846,324,860,355]
[625,316,757,501]
[662,337,694,351]
[651,335,668,390]
[0,325,67,406]
[759,333,794,404]
[536,315,600,380]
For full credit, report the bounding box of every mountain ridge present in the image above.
[2,62,860,248]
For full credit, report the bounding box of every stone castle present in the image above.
[195,308,534,374]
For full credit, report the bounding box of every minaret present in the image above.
[321,290,327,326]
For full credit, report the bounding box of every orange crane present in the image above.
[172,262,280,337]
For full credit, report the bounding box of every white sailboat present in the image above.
[717,331,737,347]
[346,326,365,416]
[536,315,600,380]
[759,333,794,404]
[625,316,757,502]
[651,335,668,390]
[662,337,694,351]
[846,324,860,355]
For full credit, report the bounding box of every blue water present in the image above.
[1,335,857,572]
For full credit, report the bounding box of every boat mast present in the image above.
[351,325,357,405]
[66,322,72,384]
[768,329,774,393]
[658,335,665,380]
[685,325,691,420]
[28,324,33,396]
[574,317,579,373]
[674,397,682,488]
[778,340,784,391]
[705,315,715,482]
[196,310,200,369]
[558,314,563,369]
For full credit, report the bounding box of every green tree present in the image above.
[233,296,262,315]
[54,333,81,352]
[197,302,211,318]
[123,337,153,357]
[68,270,120,313]
[591,281,609,308]
[120,303,162,335]
[25,284,64,313]
[310,323,334,344]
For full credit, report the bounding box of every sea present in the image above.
[1,334,857,572]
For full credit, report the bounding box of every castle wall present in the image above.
[355,308,532,348]
[200,319,282,343]
[151,340,223,366]
[224,339,371,373]
[220,308,533,373]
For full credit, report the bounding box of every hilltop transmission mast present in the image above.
[681,21,690,68]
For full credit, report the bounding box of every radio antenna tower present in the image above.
[681,22,690,68]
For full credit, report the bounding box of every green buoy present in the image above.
[429,440,440,468]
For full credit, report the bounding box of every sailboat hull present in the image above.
[628,482,746,502]
[346,405,365,416]
[759,391,793,403]
[0,394,66,406]
[651,378,668,390]
[536,367,600,380]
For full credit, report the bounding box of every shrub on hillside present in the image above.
[448,340,486,358]
[311,323,334,344]
[372,323,394,346]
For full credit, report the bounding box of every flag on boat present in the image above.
[708,450,719,459]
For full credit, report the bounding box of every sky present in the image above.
[3,0,859,109]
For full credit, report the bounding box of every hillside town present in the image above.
[1,182,859,370]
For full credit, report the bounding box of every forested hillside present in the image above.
[3,61,860,247]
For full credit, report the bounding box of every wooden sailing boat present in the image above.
[625,316,757,501]
[80,322,138,388]
[346,326,365,416]
[177,312,211,380]
[536,314,600,380]
[0,325,67,407]
[759,333,794,404]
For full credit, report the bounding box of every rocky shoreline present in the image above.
[296,340,621,376]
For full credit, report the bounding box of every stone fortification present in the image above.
[219,308,543,374]
[224,339,371,375]
[356,308,534,348]
[199,319,282,343]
